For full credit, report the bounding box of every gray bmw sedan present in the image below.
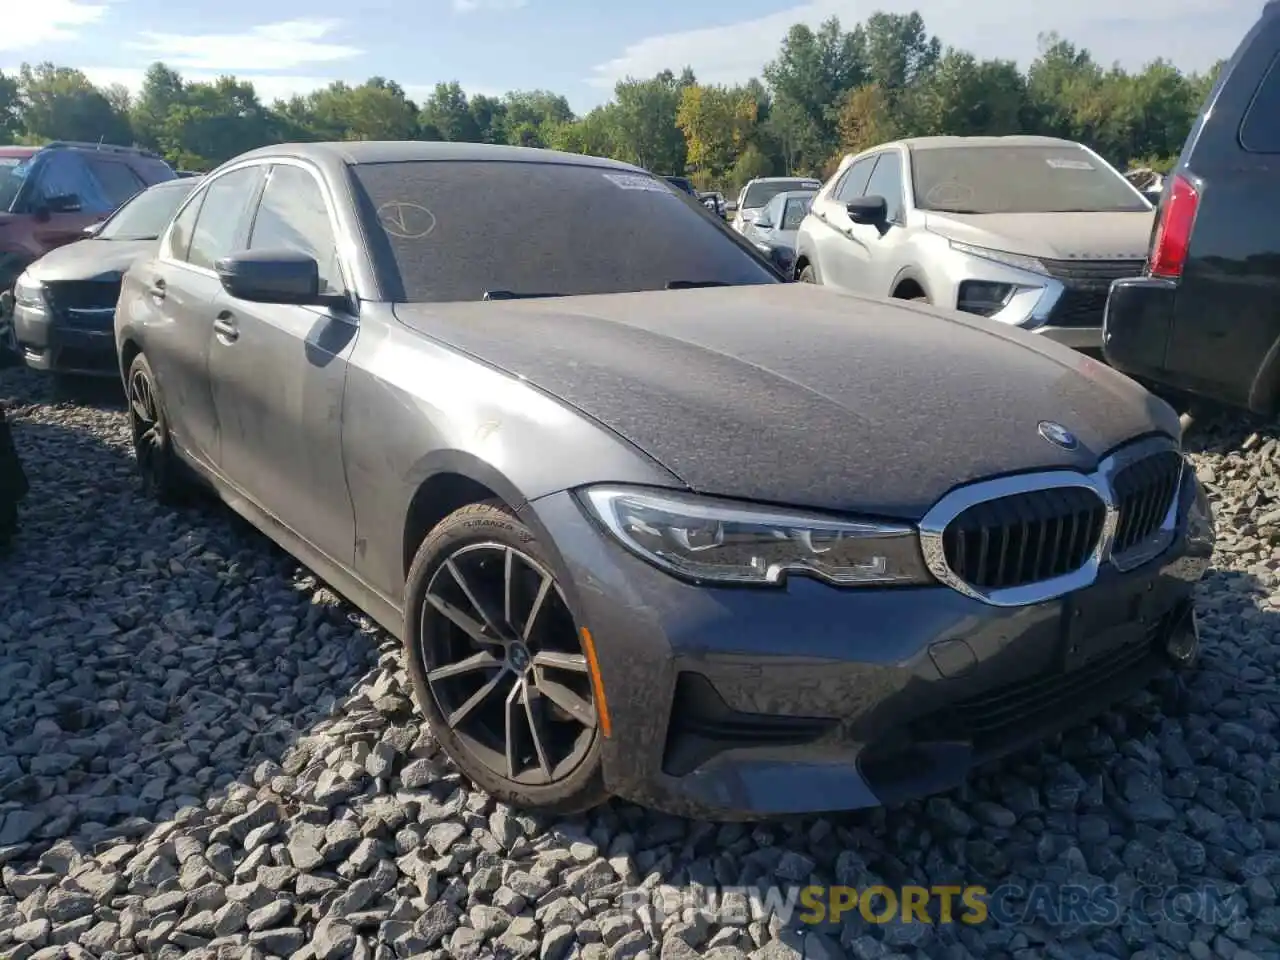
[114,141,1214,819]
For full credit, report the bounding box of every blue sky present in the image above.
[3,0,1266,115]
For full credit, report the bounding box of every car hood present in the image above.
[393,285,1178,518]
[26,238,157,282]
[923,210,1155,262]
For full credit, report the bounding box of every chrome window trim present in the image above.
[918,435,1184,607]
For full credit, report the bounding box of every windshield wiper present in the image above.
[482,290,564,301]
[666,280,732,290]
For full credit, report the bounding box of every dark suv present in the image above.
[1103,1,1280,413]
[0,142,176,354]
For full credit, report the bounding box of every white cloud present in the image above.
[587,0,1261,92]
[128,19,362,72]
[453,0,528,11]
[0,0,108,51]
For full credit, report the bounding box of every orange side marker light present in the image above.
[579,627,612,738]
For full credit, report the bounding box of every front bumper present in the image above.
[529,478,1210,820]
[14,302,118,377]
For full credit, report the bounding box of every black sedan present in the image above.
[13,178,198,379]
[115,141,1213,818]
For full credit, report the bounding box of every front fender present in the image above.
[342,311,684,604]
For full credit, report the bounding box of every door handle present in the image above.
[147,278,166,300]
[213,312,238,342]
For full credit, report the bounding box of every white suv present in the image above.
[793,136,1155,350]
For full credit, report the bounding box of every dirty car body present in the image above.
[115,141,1213,819]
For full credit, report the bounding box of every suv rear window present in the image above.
[352,160,777,303]
[741,179,822,209]
[1241,53,1280,153]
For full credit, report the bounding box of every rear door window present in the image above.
[34,152,103,213]
[1241,53,1280,153]
[84,157,146,210]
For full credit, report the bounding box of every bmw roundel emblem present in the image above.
[1038,421,1078,450]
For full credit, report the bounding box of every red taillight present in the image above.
[1148,174,1199,279]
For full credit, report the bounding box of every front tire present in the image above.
[402,501,608,814]
[126,353,190,504]
[799,265,817,284]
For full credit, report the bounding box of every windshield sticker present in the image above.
[1046,158,1095,171]
[377,201,437,239]
[603,173,672,193]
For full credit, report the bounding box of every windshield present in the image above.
[353,160,778,303]
[911,145,1149,214]
[781,196,814,230]
[742,179,821,209]
[0,157,32,213]
[97,181,197,240]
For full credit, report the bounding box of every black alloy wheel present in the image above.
[126,353,186,503]
[421,540,598,787]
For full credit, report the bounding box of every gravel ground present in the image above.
[1,364,1279,960]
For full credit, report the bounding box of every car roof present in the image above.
[747,176,821,184]
[898,135,1086,152]
[226,140,647,173]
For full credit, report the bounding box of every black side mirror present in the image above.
[846,195,888,226]
[215,249,344,308]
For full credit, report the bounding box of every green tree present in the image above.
[545,106,616,157]
[834,83,898,156]
[281,78,419,141]
[0,71,19,144]
[421,82,480,142]
[155,77,274,169]
[763,18,867,174]
[911,51,1028,137]
[468,94,508,144]
[610,71,686,172]
[130,63,186,152]
[729,144,774,190]
[676,83,758,181]
[17,62,132,145]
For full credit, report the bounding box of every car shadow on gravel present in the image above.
[4,371,1280,960]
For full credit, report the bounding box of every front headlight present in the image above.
[949,240,1048,277]
[580,486,933,587]
[1187,477,1215,552]
[13,272,46,312]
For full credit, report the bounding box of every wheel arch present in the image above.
[400,449,565,581]
[1247,332,1280,415]
[890,266,931,302]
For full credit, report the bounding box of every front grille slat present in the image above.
[1041,259,1145,329]
[44,280,121,330]
[933,445,1185,598]
[1111,451,1183,557]
[941,485,1105,591]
